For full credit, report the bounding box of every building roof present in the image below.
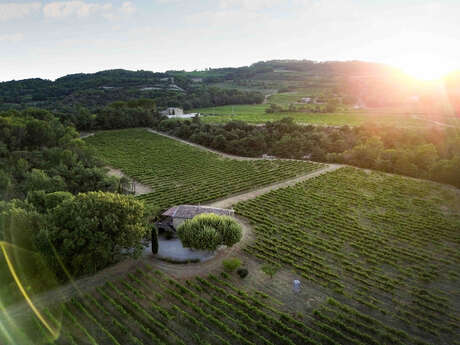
[162,205,234,219]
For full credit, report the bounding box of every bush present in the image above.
[237,268,249,278]
[261,264,280,279]
[222,258,242,272]
[177,213,242,251]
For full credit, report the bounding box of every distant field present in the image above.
[86,129,321,209]
[236,167,460,345]
[268,90,325,104]
[208,82,276,94]
[193,103,459,127]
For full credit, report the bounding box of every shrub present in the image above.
[261,264,280,279]
[237,268,249,278]
[222,258,242,272]
[177,213,242,251]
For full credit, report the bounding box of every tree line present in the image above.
[155,116,460,188]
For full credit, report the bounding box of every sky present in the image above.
[1,0,459,81]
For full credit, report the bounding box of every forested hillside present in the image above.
[0,69,263,114]
[172,60,460,112]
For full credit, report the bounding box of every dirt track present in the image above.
[207,164,341,208]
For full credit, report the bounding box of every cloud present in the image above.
[219,0,285,11]
[0,33,24,43]
[43,1,112,19]
[0,2,41,21]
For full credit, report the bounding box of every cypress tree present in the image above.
[151,226,159,254]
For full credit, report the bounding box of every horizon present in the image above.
[0,58,434,83]
[1,0,459,82]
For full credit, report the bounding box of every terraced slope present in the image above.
[86,129,322,209]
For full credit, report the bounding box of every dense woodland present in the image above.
[158,117,460,188]
[0,69,263,114]
[0,109,150,290]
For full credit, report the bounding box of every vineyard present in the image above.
[85,129,322,209]
[235,167,460,345]
[12,130,457,345]
[6,264,448,345]
[192,104,451,127]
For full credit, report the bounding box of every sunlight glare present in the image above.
[396,54,453,81]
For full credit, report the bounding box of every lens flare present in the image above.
[0,243,58,338]
[0,238,63,344]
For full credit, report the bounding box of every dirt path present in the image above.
[106,167,153,195]
[207,164,342,209]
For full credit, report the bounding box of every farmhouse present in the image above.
[155,205,235,232]
[160,107,184,116]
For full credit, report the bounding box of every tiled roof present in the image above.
[162,205,234,219]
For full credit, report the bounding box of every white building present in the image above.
[160,107,184,116]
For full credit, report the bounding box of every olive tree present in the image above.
[177,213,242,251]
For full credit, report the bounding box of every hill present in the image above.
[0,69,263,113]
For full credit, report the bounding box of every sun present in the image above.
[395,54,453,81]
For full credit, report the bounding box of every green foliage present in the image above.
[150,114,460,188]
[236,167,460,342]
[0,108,119,202]
[26,190,74,213]
[87,129,321,209]
[222,258,242,272]
[177,214,242,251]
[261,264,280,279]
[0,69,263,124]
[237,268,249,278]
[151,226,159,255]
[38,191,148,278]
